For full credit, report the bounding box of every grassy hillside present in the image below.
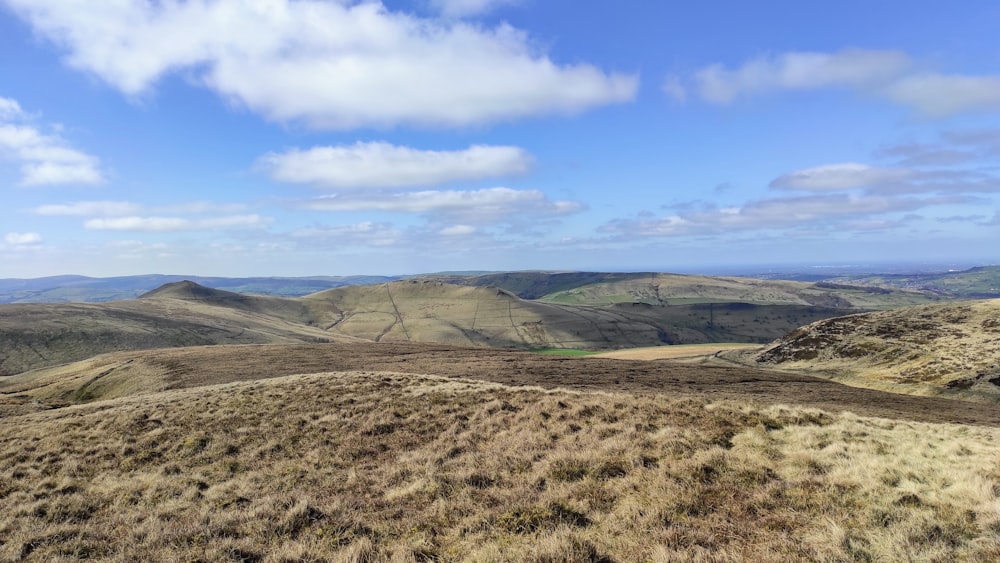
[748,299,1000,399]
[305,280,849,349]
[439,271,655,299]
[3,363,1000,561]
[0,276,952,376]
[0,284,340,376]
[829,265,1000,298]
[536,273,942,309]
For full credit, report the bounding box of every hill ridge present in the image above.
[750,299,1000,398]
[139,279,240,300]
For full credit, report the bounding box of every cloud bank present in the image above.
[682,49,1000,116]
[303,187,582,224]
[0,95,105,186]
[260,142,532,189]
[3,0,637,129]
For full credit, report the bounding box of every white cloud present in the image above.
[770,160,1000,196]
[34,201,142,216]
[883,74,1000,117]
[439,224,476,236]
[600,193,976,238]
[770,163,913,191]
[0,97,24,120]
[0,101,105,186]
[4,232,42,245]
[303,187,582,223]
[694,49,910,104]
[687,48,1000,117]
[429,0,517,18]
[260,142,533,189]
[84,214,271,232]
[5,0,637,129]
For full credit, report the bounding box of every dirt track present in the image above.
[89,342,1000,428]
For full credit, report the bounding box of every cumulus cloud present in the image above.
[34,201,142,216]
[875,143,977,167]
[686,49,1000,117]
[4,0,637,129]
[4,232,42,246]
[428,0,517,18]
[439,224,476,236]
[770,163,913,191]
[0,97,24,120]
[771,157,1000,196]
[0,96,105,186]
[260,142,533,189]
[303,187,582,223]
[694,49,910,104]
[883,74,1000,117]
[600,194,967,238]
[84,214,271,232]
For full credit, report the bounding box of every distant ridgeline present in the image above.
[0,274,401,303]
[0,271,952,376]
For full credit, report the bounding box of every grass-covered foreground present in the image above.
[2,370,999,561]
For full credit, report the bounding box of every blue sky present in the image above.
[2,0,999,278]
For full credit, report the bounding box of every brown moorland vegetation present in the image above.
[746,299,1000,400]
[4,343,1000,426]
[3,365,1000,562]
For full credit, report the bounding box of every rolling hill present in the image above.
[828,265,1000,298]
[748,299,1000,399]
[531,273,941,309]
[0,274,399,303]
[0,275,944,376]
[0,281,342,376]
[301,280,843,349]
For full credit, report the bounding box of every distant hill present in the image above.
[303,279,861,348]
[0,278,856,375]
[0,284,345,375]
[748,299,1000,399]
[527,273,941,310]
[0,274,399,303]
[436,271,655,299]
[1,268,967,304]
[828,265,1000,298]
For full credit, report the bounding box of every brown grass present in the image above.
[2,368,1000,561]
[750,299,1000,400]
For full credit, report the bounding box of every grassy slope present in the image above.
[447,271,655,300]
[2,369,999,561]
[536,273,942,309]
[831,265,1000,298]
[307,281,853,348]
[0,286,341,376]
[748,299,1000,399]
[0,275,957,377]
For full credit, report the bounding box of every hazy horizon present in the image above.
[2,259,998,283]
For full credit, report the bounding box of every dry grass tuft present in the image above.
[1,370,999,561]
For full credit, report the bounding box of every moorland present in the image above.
[2,269,1000,561]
